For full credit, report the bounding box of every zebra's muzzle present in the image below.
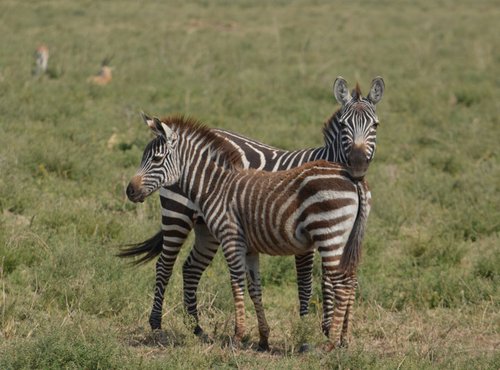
[347,145,369,180]
[126,177,146,203]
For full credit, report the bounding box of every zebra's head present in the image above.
[126,114,180,203]
[333,76,384,179]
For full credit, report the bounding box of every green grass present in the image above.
[1,0,499,368]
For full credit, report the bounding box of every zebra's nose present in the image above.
[126,176,143,202]
[349,150,368,167]
[126,183,136,199]
[347,145,369,179]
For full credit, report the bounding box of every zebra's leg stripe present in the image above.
[182,224,219,332]
[295,252,314,317]
[148,211,194,330]
[246,253,270,351]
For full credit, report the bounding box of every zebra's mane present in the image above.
[159,115,244,169]
[322,109,341,146]
[352,83,362,100]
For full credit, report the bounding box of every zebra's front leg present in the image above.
[182,221,220,338]
[220,238,247,348]
[246,253,270,351]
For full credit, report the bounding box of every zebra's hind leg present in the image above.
[149,189,195,331]
[246,253,270,351]
[323,271,355,351]
[149,236,188,330]
[182,221,219,339]
[318,246,338,338]
[149,245,186,330]
[340,273,358,347]
[295,252,314,317]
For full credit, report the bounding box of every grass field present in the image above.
[0,0,499,368]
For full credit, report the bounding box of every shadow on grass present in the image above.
[125,327,188,348]
[124,326,302,356]
[216,334,317,357]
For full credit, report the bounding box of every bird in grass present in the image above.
[88,57,113,85]
[33,44,49,77]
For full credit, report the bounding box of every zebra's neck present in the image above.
[176,133,238,209]
[321,111,347,164]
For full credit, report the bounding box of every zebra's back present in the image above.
[213,128,325,171]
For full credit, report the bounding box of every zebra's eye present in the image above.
[152,153,165,162]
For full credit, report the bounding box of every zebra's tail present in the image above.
[116,230,163,265]
[339,180,369,275]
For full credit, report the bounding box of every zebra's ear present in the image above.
[161,123,177,145]
[141,113,177,142]
[152,117,168,136]
[367,77,385,105]
[142,113,164,137]
[151,117,177,144]
[333,76,352,105]
[141,112,158,131]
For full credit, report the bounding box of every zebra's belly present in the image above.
[245,229,314,256]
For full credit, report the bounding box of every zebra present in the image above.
[126,114,371,351]
[119,77,385,340]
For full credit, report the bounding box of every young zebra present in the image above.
[126,115,370,351]
[119,77,385,339]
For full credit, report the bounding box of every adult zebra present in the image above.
[126,115,370,351]
[119,77,384,339]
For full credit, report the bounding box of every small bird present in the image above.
[33,44,49,77]
[88,57,112,85]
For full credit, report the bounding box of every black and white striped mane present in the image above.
[159,115,244,169]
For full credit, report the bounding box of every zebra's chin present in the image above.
[127,193,146,203]
[347,167,367,181]
[131,196,146,203]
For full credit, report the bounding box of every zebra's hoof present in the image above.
[151,329,168,345]
[321,340,341,352]
[298,343,312,353]
[340,338,349,348]
[257,340,270,352]
[149,316,162,331]
[193,326,213,344]
[228,336,242,350]
[193,325,204,336]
